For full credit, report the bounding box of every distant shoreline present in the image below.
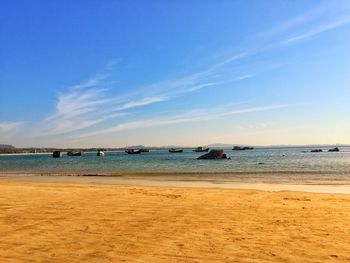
[1,144,349,156]
[0,152,52,156]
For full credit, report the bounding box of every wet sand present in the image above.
[0,180,349,262]
[1,173,350,194]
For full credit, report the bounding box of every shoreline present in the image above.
[1,173,350,194]
[0,152,52,156]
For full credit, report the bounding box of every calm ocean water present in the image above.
[1,147,350,181]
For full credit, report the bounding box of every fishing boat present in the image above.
[67,151,83,156]
[232,146,254,151]
[97,149,105,157]
[125,149,142,154]
[193,146,209,152]
[328,147,340,152]
[169,148,183,153]
[52,151,63,158]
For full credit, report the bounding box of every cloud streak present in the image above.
[114,96,169,111]
[0,121,24,138]
[282,16,350,45]
[74,104,290,138]
[31,2,350,141]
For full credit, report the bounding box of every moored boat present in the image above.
[232,146,254,151]
[125,149,142,154]
[97,149,105,157]
[52,151,63,158]
[193,146,209,152]
[67,151,83,156]
[169,148,183,153]
[328,147,340,152]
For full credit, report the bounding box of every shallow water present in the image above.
[1,147,350,181]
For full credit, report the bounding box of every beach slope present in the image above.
[0,182,349,262]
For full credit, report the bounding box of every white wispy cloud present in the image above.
[36,79,112,135]
[233,74,253,81]
[259,1,336,38]
[282,16,350,45]
[0,121,24,138]
[40,73,217,136]
[74,104,290,138]
[36,71,172,136]
[33,2,350,140]
[114,96,169,111]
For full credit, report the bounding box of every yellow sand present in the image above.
[0,181,349,263]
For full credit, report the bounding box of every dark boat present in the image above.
[67,151,83,156]
[169,148,183,153]
[53,151,63,158]
[125,149,142,154]
[232,146,254,151]
[328,147,340,152]
[193,146,209,152]
[310,149,323,153]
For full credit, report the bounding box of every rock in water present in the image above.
[197,149,228,159]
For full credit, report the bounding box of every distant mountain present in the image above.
[160,145,186,149]
[207,143,234,148]
[125,145,146,149]
[0,144,16,149]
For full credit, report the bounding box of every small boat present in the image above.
[67,151,83,156]
[232,146,254,151]
[310,149,323,153]
[169,148,183,153]
[193,146,209,152]
[328,147,340,152]
[52,151,63,158]
[97,149,105,157]
[140,149,149,152]
[125,149,142,154]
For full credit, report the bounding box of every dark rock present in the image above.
[197,149,228,159]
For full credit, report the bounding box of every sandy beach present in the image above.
[0,180,349,262]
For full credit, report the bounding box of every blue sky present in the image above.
[1,0,350,147]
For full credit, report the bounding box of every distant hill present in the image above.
[0,144,15,149]
[160,145,189,149]
[125,145,146,149]
[207,143,234,148]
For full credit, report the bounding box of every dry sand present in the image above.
[0,181,349,263]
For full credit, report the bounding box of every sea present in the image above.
[1,147,350,182]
